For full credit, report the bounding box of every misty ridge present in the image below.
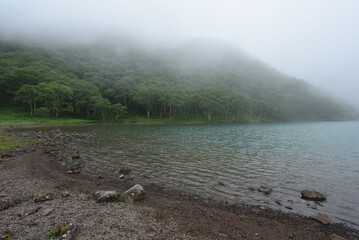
[0,33,357,122]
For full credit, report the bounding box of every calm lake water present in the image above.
[50,122,359,227]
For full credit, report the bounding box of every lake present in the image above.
[52,121,359,228]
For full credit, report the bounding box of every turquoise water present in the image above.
[58,122,359,227]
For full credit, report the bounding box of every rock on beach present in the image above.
[121,184,145,202]
[90,191,120,203]
[309,213,331,225]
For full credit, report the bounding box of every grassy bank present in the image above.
[0,105,261,127]
[0,106,95,126]
[0,130,36,151]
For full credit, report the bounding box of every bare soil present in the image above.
[1,130,358,239]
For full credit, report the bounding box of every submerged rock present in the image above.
[309,213,331,225]
[258,186,272,195]
[301,190,326,201]
[119,168,132,175]
[90,191,119,203]
[121,184,145,202]
[306,201,318,209]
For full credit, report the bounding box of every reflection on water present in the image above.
[53,122,359,227]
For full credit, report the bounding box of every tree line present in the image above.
[0,40,355,122]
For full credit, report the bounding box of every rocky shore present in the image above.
[1,128,358,239]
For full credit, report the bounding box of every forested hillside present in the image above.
[0,39,356,122]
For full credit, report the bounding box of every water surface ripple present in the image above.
[58,122,359,228]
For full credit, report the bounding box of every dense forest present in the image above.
[0,39,356,122]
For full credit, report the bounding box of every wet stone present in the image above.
[301,190,326,201]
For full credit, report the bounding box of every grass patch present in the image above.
[33,191,47,199]
[0,105,95,126]
[0,130,36,152]
[1,233,13,239]
[117,195,125,202]
[46,223,69,239]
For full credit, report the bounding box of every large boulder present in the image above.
[301,190,326,201]
[309,213,331,224]
[90,191,119,203]
[121,184,145,202]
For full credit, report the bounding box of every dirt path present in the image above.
[1,132,358,239]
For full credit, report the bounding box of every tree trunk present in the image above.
[102,110,105,120]
[86,106,90,119]
[29,101,33,116]
[207,110,212,121]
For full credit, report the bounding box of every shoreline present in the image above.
[1,130,359,239]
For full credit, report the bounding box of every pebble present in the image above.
[62,191,70,198]
[42,208,53,216]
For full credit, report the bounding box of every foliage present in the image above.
[0,40,356,123]
[112,103,127,120]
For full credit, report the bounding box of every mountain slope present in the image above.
[0,39,356,122]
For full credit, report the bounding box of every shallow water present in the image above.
[48,122,359,227]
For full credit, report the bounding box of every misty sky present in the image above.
[1,0,359,107]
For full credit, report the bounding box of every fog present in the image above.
[1,0,359,107]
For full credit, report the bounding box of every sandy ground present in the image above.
[0,129,358,239]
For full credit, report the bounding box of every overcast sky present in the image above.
[1,0,359,107]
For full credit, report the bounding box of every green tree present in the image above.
[92,96,111,120]
[133,83,159,118]
[37,82,73,118]
[112,103,127,120]
[15,84,39,115]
